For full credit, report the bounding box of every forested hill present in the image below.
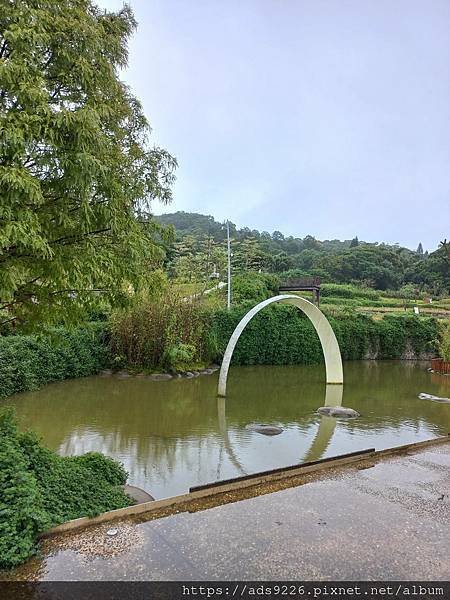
[156,211,449,294]
[157,211,354,250]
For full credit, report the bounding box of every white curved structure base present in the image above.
[218,294,343,397]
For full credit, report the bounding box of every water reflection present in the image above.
[216,396,246,477]
[3,361,449,499]
[302,384,343,463]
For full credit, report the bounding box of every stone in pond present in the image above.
[115,370,131,379]
[148,373,172,381]
[317,406,360,418]
[418,393,450,403]
[245,423,284,436]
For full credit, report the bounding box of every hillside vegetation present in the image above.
[157,212,449,296]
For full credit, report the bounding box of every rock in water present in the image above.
[418,393,450,403]
[317,406,360,418]
[148,373,172,381]
[115,370,131,379]
[245,423,284,436]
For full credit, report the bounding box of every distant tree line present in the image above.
[157,212,449,295]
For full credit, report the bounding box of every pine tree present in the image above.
[416,243,423,255]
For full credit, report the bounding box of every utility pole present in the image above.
[226,220,231,310]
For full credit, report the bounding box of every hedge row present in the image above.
[0,323,109,398]
[211,305,438,365]
[0,311,439,399]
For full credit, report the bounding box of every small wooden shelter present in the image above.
[279,277,321,306]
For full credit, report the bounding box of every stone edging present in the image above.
[99,365,220,381]
[42,434,449,538]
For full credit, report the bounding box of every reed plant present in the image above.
[109,291,217,371]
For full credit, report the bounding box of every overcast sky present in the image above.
[98,0,449,250]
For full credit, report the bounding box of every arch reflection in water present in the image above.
[215,383,343,478]
[302,384,343,463]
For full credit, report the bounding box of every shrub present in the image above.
[110,293,216,370]
[320,283,380,301]
[436,321,450,361]
[0,323,109,398]
[382,283,420,300]
[0,409,131,569]
[376,315,438,358]
[232,272,279,305]
[163,342,197,371]
[0,414,48,569]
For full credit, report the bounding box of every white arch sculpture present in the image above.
[218,294,343,397]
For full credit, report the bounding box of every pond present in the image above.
[3,361,449,500]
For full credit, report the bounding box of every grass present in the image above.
[171,279,450,318]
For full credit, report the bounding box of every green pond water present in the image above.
[3,361,449,500]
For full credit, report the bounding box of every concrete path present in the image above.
[3,441,449,581]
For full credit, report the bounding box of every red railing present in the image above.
[431,358,450,374]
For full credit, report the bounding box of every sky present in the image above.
[98,0,450,250]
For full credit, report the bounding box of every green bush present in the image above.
[435,321,450,361]
[0,409,131,569]
[232,272,279,305]
[320,283,380,301]
[212,305,438,365]
[0,323,109,398]
[110,294,216,371]
[163,342,197,371]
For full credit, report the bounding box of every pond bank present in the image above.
[4,437,449,581]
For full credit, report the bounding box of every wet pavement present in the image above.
[3,442,449,581]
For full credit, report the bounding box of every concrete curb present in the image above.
[42,434,449,537]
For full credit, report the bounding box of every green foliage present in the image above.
[157,212,231,241]
[320,283,379,300]
[383,283,420,300]
[0,411,48,570]
[163,342,196,371]
[0,323,109,398]
[159,212,449,295]
[110,293,216,370]
[168,234,227,283]
[436,321,450,361]
[371,315,438,359]
[212,306,438,365]
[405,243,450,296]
[232,272,279,305]
[0,0,176,326]
[0,409,131,569]
[318,245,405,290]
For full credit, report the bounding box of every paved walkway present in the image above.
[4,441,450,581]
